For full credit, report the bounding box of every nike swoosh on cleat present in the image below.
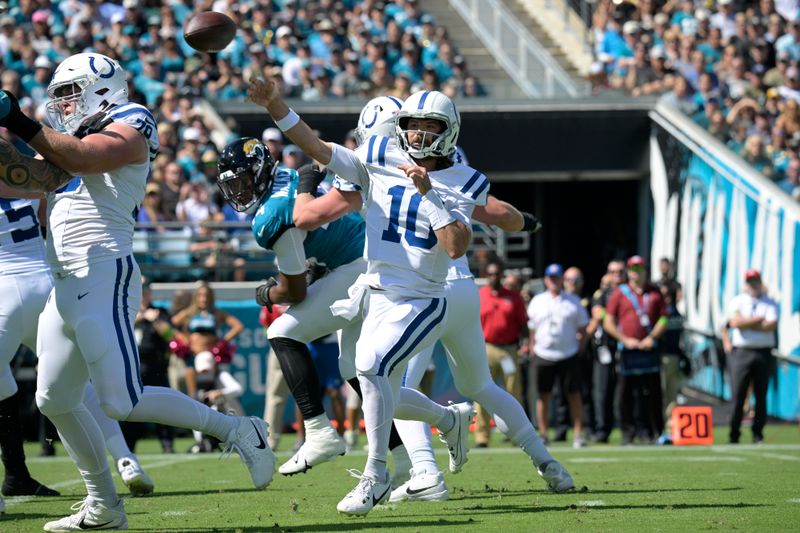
[372,485,390,506]
[250,421,267,450]
[406,483,440,495]
[78,518,114,529]
[77,292,90,300]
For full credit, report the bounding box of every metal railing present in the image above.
[133,220,530,282]
[449,0,587,97]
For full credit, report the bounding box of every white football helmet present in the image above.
[395,90,460,159]
[45,53,128,135]
[354,95,404,146]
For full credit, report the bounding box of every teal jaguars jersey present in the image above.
[251,166,365,270]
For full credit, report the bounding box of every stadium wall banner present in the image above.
[650,103,800,420]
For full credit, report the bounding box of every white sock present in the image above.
[390,441,412,476]
[83,384,132,463]
[394,418,438,474]
[48,404,117,505]
[105,435,132,465]
[304,413,333,434]
[394,387,448,427]
[358,373,392,481]
[473,382,553,466]
[126,386,237,441]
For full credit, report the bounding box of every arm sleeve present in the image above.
[272,227,309,275]
[327,143,370,190]
[217,371,244,398]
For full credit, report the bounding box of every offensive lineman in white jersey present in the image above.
[250,79,478,516]
[0,53,275,531]
[296,99,574,501]
[0,195,155,503]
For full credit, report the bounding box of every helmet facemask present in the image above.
[396,115,450,158]
[45,76,97,134]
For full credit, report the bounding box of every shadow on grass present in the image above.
[453,486,745,500]
[124,519,477,532]
[449,502,768,515]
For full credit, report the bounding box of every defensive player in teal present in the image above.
[216,138,361,475]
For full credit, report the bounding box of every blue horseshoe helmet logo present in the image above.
[88,56,116,79]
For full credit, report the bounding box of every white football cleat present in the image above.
[537,460,575,493]
[438,401,475,473]
[221,416,276,489]
[336,469,391,516]
[279,427,346,475]
[117,457,154,497]
[389,469,448,502]
[43,498,127,531]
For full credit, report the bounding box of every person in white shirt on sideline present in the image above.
[527,264,590,449]
[724,269,778,444]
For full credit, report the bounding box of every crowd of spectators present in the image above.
[0,0,485,282]
[589,0,800,201]
[1,0,484,277]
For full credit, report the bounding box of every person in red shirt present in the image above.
[475,259,529,447]
[603,255,668,445]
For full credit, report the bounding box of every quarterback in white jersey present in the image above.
[0,53,275,531]
[293,101,570,500]
[250,79,478,515]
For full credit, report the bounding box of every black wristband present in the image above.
[9,110,43,143]
[521,212,542,233]
[297,164,326,195]
[255,277,279,311]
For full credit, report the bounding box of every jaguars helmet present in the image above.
[45,53,128,135]
[354,95,404,146]
[216,137,276,212]
[395,90,460,159]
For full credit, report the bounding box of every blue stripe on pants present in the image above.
[123,255,143,391]
[113,258,139,408]
[377,298,441,377]
[387,298,447,377]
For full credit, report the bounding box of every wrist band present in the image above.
[419,189,455,230]
[275,109,300,131]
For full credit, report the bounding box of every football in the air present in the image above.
[183,11,236,53]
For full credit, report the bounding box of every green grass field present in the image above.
[3,425,799,532]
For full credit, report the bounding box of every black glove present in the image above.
[0,90,42,143]
[521,212,542,233]
[75,112,113,139]
[305,258,329,286]
[255,277,279,311]
[297,163,327,195]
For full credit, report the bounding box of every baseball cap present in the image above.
[194,351,216,373]
[123,0,139,8]
[32,9,49,24]
[744,269,761,282]
[34,56,53,70]
[623,20,640,35]
[718,0,733,5]
[544,263,564,277]
[262,127,282,143]
[627,255,646,268]
[183,127,201,142]
[276,25,292,38]
[650,46,667,60]
[283,144,302,158]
